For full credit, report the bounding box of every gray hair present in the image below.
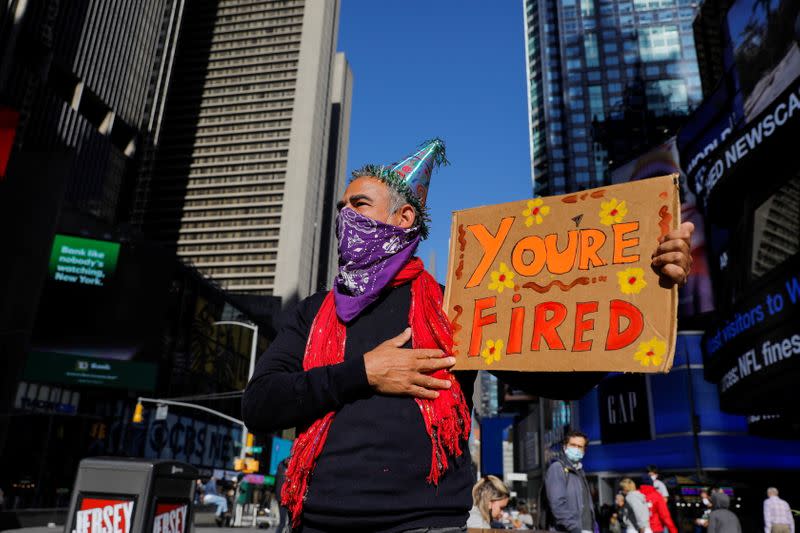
[351,167,421,230]
[767,487,779,497]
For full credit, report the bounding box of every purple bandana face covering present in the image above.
[334,207,421,322]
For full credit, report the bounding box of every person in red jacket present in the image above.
[640,478,678,533]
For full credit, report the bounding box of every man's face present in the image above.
[337,176,414,228]
[566,436,588,453]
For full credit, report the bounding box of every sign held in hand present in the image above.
[444,175,680,372]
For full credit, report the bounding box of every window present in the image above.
[607,68,621,79]
[605,56,620,65]
[581,0,595,17]
[588,71,601,81]
[639,26,681,61]
[588,85,605,121]
[571,113,587,124]
[751,177,800,279]
[575,157,590,168]
[609,82,623,93]
[645,79,688,115]
[603,42,619,53]
[634,0,675,9]
[584,33,600,67]
[572,128,588,138]
[573,142,589,152]
[646,65,661,76]
[567,59,583,70]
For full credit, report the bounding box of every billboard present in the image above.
[48,234,120,288]
[680,0,800,204]
[610,138,715,319]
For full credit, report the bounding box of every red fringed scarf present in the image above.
[280,257,471,527]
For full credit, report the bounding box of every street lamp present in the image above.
[213,320,259,460]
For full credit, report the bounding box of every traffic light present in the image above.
[132,401,144,423]
[234,458,259,473]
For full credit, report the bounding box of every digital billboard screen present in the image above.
[48,234,120,288]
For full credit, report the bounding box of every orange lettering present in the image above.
[531,302,567,350]
[511,236,547,277]
[507,306,525,354]
[572,301,598,351]
[605,299,644,350]
[469,296,497,356]
[579,229,607,270]
[466,218,515,288]
[612,222,640,264]
[544,231,578,274]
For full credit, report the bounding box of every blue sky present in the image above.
[338,0,535,282]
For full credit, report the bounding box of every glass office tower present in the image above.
[523,0,703,195]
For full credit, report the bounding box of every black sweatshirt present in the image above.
[242,284,603,532]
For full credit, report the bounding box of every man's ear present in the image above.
[395,203,416,229]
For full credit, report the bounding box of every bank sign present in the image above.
[703,261,800,411]
[145,412,242,470]
[49,234,120,288]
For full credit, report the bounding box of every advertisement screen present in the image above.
[30,238,172,391]
[49,234,120,288]
[727,0,800,121]
[152,500,189,533]
[610,139,715,319]
[71,494,136,533]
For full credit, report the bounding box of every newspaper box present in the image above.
[66,457,198,533]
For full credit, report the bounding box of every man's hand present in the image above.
[364,328,455,400]
[651,221,694,288]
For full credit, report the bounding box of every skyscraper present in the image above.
[138,0,350,301]
[523,0,703,196]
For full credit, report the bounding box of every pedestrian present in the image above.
[695,490,713,532]
[616,492,642,533]
[273,458,289,533]
[646,466,669,499]
[619,478,652,533]
[201,476,229,527]
[640,477,677,533]
[241,139,695,531]
[516,503,535,530]
[764,487,795,533]
[466,475,510,528]
[543,430,597,533]
[707,492,741,533]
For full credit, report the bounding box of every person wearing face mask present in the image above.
[542,430,597,533]
[695,490,713,533]
[241,138,696,532]
[646,466,669,500]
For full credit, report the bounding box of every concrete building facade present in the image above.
[139,0,349,301]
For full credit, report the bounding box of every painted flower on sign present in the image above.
[616,267,647,295]
[599,198,627,226]
[523,198,550,227]
[488,262,515,294]
[481,339,504,365]
[634,337,666,367]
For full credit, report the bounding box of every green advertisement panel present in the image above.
[24,351,157,391]
[48,234,121,287]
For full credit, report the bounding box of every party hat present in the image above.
[351,138,449,239]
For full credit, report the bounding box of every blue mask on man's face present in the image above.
[565,446,584,463]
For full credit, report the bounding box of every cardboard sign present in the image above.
[444,175,680,372]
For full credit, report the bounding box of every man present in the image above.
[707,492,741,533]
[640,477,677,533]
[647,465,669,499]
[201,476,228,527]
[764,487,795,533]
[242,139,694,532]
[543,430,597,533]
[619,478,652,533]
